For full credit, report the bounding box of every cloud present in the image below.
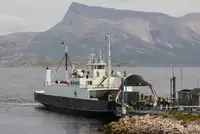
[0,15,27,35]
[1,0,200,35]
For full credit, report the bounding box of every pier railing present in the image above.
[126,105,200,115]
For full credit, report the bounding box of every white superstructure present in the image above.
[37,36,122,101]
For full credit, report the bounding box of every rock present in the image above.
[103,114,200,134]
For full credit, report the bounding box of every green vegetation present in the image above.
[171,113,200,121]
[161,112,200,121]
[159,112,200,122]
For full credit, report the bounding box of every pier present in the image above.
[126,105,200,116]
[116,67,200,117]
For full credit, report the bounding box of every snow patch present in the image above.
[141,36,153,43]
[191,25,196,32]
[136,50,149,55]
[165,51,175,56]
[165,42,174,48]
[135,48,150,55]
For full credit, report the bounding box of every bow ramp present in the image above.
[122,74,158,105]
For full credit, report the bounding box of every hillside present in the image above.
[1,2,200,66]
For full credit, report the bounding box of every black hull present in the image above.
[34,92,119,119]
[43,104,118,120]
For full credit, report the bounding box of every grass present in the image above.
[171,113,200,121]
[159,111,200,121]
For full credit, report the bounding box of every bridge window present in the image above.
[70,81,79,85]
[87,81,92,85]
[97,65,105,69]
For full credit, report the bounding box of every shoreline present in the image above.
[2,64,200,68]
[102,113,200,134]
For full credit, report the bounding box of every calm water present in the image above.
[0,67,200,134]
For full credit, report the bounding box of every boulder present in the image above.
[103,114,200,134]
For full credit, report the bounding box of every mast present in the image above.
[72,62,75,72]
[106,34,112,88]
[62,40,68,81]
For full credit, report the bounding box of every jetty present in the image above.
[115,69,200,117]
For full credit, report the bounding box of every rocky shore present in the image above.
[102,114,200,134]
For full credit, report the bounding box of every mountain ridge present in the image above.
[1,2,200,67]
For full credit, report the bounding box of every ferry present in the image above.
[34,35,157,118]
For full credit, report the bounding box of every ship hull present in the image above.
[34,92,118,119]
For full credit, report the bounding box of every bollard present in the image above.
[160,105,163,111]
[166,105,168,111]
[122,106,127,115]
[169,104,172,110]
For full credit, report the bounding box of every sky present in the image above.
[1,0,200,35]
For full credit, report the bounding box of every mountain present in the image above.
[1,2,200,66]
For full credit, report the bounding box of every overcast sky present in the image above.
[1,0,200,35]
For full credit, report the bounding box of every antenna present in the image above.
[90,53,95,60]
[105,33,112,88]
[100,51,102,59]
[100,48,104,61]
[99,50,103,62]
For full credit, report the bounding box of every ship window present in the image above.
[97,65,104,69]
[70,81,79,85]
[97,65,101,69]
[102,65,105,69]
[87,81,92,85]
[90,81,92,85]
